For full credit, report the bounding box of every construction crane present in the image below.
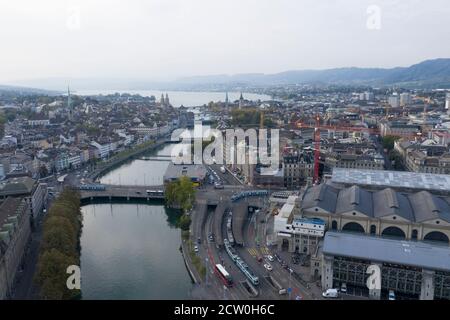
[313,115,321,184]
[295,118,380,184]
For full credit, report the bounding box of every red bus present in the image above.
[215,264,233,287]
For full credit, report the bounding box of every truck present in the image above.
[220,166,226,174]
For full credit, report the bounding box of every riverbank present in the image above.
[88,136,170,181]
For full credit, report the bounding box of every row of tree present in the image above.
[34,188,82,299]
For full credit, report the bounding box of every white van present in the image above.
[388,290,395,300]
[278,289,287,295]
[322,288,339,298]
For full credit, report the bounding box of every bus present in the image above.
[215,264,233,287]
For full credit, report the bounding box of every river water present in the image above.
[80,143,193,299]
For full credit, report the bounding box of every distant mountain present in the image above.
[6,58,450,92]
[0,84,58,95]
[175,58,450,89]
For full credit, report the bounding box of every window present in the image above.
[331,220,338,230]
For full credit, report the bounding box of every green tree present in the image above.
[39,165,49,178]
[35,249,79,300]
[34,188,82,300]
[178,214,191,231]
[382,135,401,151]
[165,176,196,213]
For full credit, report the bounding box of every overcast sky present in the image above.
[1,0,449,83]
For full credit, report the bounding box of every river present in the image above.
[80,142,194,299]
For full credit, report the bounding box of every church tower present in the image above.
[225,92,229,108]
[165,93,170,107]
[67,86,73,121]
[160,94,165,106]
[239,92,244,109]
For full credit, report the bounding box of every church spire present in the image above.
[67,85,73,120]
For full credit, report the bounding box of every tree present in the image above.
[39,165,49,178]
[34,188,82,300]
[35,249,79,300]
[165,176,196,213]
[382,135,401,151]
[178,214,191,231]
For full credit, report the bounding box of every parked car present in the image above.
[264,263,273,271]
[214,182,224,189]
[266,255,274,262]
[322,288,339,298]
[340,283,347,294]
[194,245,199,253]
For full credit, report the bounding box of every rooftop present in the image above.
[332,168,450,193]
[302,183,450,223]
[0,176,36,196]
[0,197,25,227]
[323,231,450,272]
[163,163,207,182]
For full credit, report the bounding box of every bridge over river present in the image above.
[79,184,165,202]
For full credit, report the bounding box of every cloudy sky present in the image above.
[0,0,449,84]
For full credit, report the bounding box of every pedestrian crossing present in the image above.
[247,248,259,257]
[247,247,271,257]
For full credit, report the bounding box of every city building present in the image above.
[322,231,450,300]
[0,197,31,299]
[283,153,314,189]
[400,92,412,106]
[330,168,450,195]
[0,177,48,221]
[445,92,450,112]
[379,121,421,138]
[163,163,208,186]
[388,95,400,108]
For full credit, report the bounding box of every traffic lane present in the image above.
[240,213,279,299]
[242,207,304,300]
[236,246,280,300]
[210,164,242,186]
[204,208,247,300]
[218,206,254,300]
[270,250,316,300]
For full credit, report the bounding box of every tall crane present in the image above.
[295,118,380,184]
[313,115,321,184]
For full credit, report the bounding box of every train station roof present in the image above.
[331,168,450,194]
[323,232,450,272]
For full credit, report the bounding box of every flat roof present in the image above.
[279,203,295,218]
[332,168,450,193]
[163,163,207,181]
[323,231,450,272]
